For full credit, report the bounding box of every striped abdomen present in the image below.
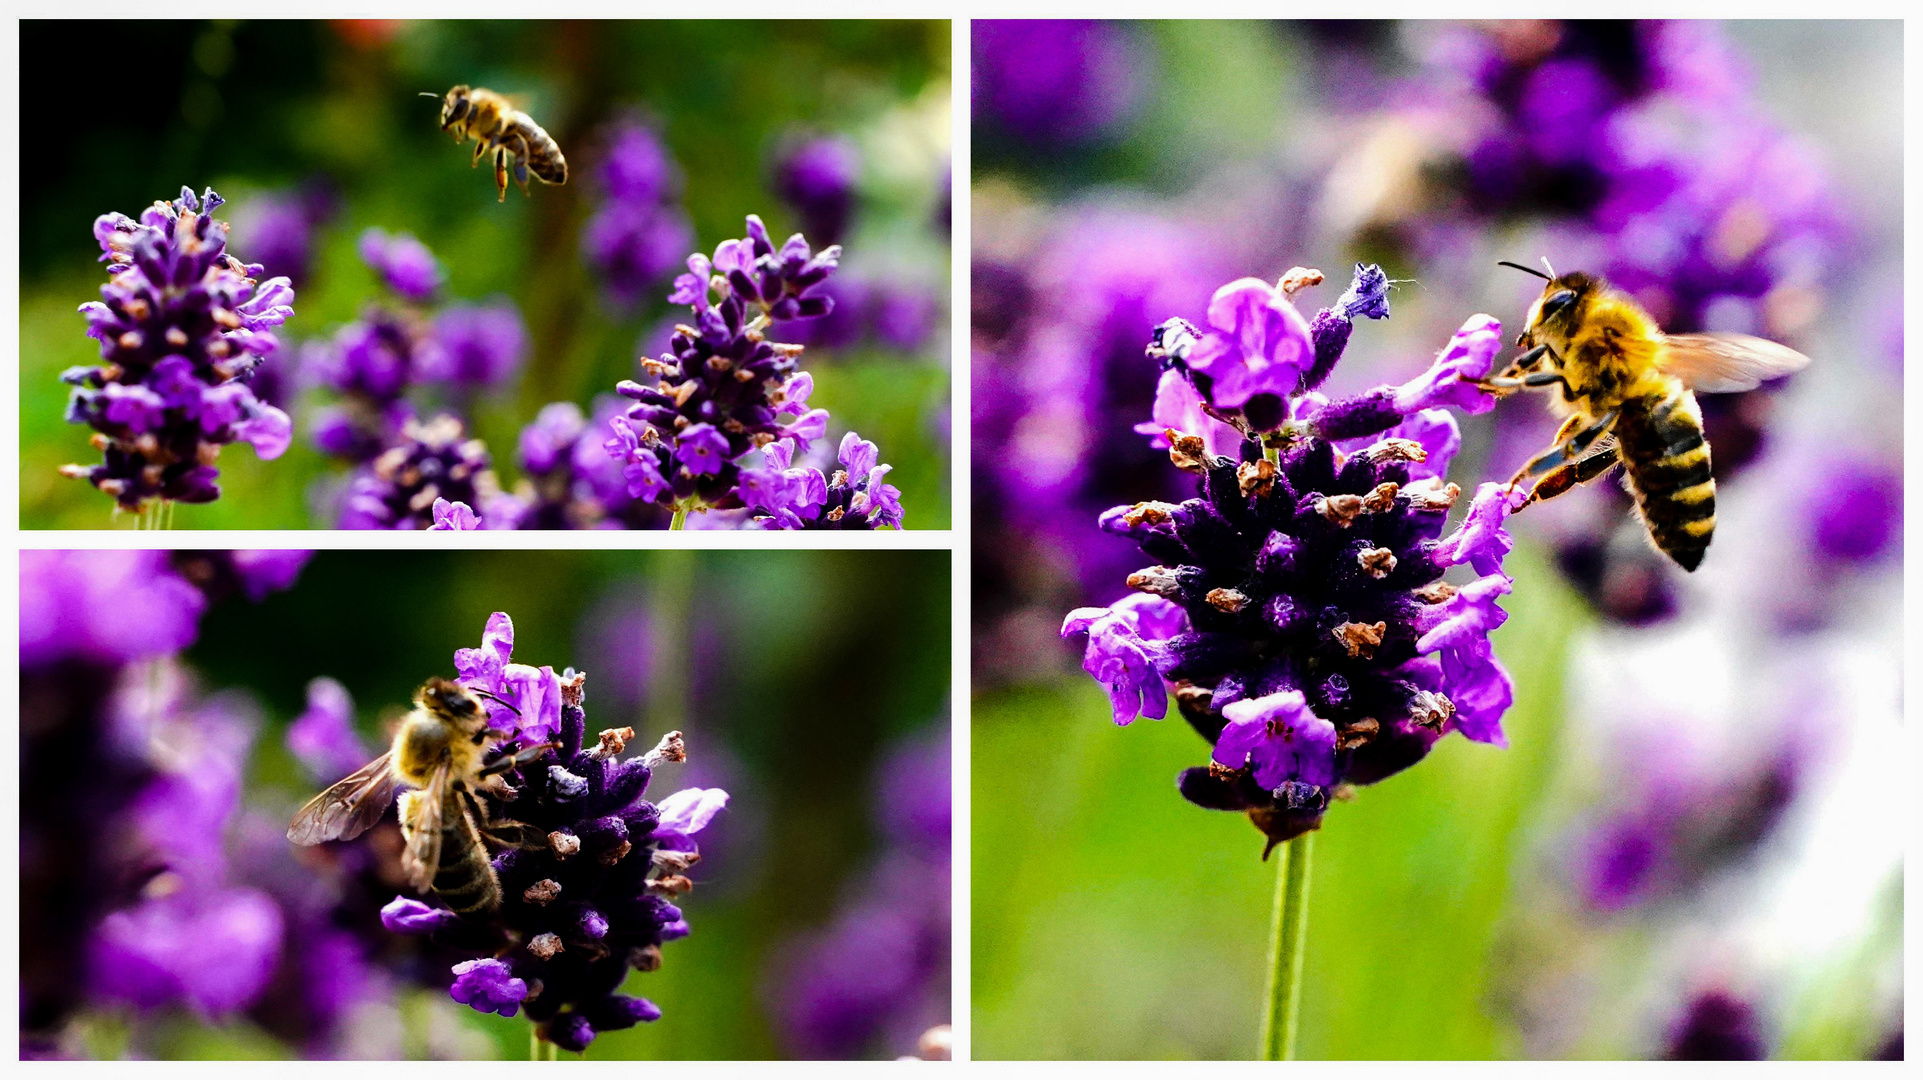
[1615,385,1715,571]
[430,790,501,917]
[511,117,568,184]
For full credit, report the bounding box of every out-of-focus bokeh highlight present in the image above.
[22,550,950,1059]
[21,20,951,528]
[972,20,1899,1060]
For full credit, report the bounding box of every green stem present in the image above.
[1259,831,1315,1061]
[530,1026,541,1061]
[1263,440,1281,465]
[669,505,688,531]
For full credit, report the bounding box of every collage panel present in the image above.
[21,550,951,1059]
[21,19,951,531]
[972,20,1901,1061]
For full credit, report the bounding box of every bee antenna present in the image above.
[1541,256,1556,279]
[419,91,442,98]
[470,688,522,716]
[1497,260,1552,281]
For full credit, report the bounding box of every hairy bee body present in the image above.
[432,85,568,202]
[400,787,500,917]
[1497,266,1808,572]
[289,676,537,917]
[1526,278,1716,569]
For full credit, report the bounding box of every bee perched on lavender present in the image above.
[603,214,837,528]
[1065,263,1527,854]
[62,187,296,521]
[356,613,727,1052]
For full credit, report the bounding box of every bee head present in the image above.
[439,85,472,130]
[418,675,485,726]
[1146,318,1198,366]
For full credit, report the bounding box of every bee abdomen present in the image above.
[434,803,502,917]
[1620,389,1715,572]
[520,123,567,184]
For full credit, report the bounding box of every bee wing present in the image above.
[288,752,401,844]
[400,761,452,893]
[1658,332,1811,394]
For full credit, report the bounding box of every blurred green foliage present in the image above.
[21,20,951,529]
[972,544,1586,1059]
[130,549,949,1058]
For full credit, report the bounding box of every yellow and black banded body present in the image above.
[288,676,541,919]
[1518,273,1714,570]
[1490,266,1805,572]
[433,85,568,202]
[400,788,501,917]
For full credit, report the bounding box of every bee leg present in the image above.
[1508,410,1619,489]
[1511,344,1550,372]
[471,138,488,166]
[494,146,509,202]
[1522,446,1620,508]
[477,740,561,779]
[1521,370,1577,400]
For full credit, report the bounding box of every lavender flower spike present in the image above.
[64,187,296,510]
[1070,262,1528,853]
[604,215,845,523]
[378,662,723,1051]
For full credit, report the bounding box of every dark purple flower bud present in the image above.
[548,1012,596,1052]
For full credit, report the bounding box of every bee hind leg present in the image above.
[1521,444,1620,508]
[1508,409,1619,493]
[493,146,509,202]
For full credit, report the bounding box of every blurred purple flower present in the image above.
[1665,989,1765,1060]
[427,497,482,530]
[770,723,950,1058]
[227,184,335,286]
[20,550,207,667]
[358,228,443,302]
[776,135,861,244]
[427,300,528,389]
[582,117,695,310]
[336,415,502,531]
[89,887,285,1020]
[974,20,1146,146]
[287,677,371,784]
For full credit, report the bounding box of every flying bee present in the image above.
[287,676,550,917]
[1484,260,1811,571]
[424,85,568,203]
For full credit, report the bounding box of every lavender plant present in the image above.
[364,613,726,1054]
[62,188,297,525]
[598,215,848,529]
[1061,263,1523,1058]
[20,550,311,1056]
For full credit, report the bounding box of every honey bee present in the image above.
[425,85,568,202]
[287,677,549,917]
[1486,260,1810,571]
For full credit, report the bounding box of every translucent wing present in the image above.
[399,761,452,893]
[287,752,401,845]
[1657,332,1810,394]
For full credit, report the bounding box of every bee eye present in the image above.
[1541,290,1577,319]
